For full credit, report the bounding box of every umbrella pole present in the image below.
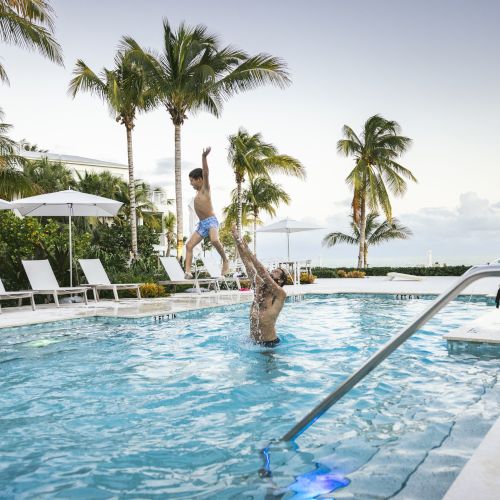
[287,232,290,261]
[69,206,73,287]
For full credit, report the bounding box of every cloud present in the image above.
[255,192,500,266]
[137,157,197,189]
[404,192,500,239]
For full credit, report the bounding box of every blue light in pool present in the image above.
[286,465,350,498]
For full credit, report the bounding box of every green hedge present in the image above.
[312,266,472,278]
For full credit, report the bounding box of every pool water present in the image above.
[1,295,499,499]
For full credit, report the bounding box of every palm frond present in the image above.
[322,231,358,247]
[68,60,106,98]
[0,1,63,65]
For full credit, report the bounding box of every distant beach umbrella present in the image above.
[257,218,323,260]
[13,189,122,286]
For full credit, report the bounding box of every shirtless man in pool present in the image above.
[184,147,229,278]
[231,225,287,346]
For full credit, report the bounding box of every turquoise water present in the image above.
[1,295,499,499]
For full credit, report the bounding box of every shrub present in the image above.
[300,272,316,284]
[311,267,337,278]
[239,279,251,289]
[335,269,365,278]
[140,283,168,298]
[312,266,471,277]
[347,270,365,278]
[285,272,317,285]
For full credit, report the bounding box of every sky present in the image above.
[1,0,499,266]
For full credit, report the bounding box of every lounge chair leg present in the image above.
[93,288,99,302]
[137,286,141,299]
[18,298,22,306]
[195,282,201,294]
[30,295,36,311]
[113,286,119,301]
[53,293,60,307]
[83,290,88,306]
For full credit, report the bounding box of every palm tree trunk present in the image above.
[364,243,368,268]
[237,178,243,237]
[358,197,366,269]
[253,216,257,255]
[126,126,138,258]
[174,123,183,260]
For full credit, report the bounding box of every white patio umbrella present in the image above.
[0,198,13,210]
[257,217,323,260]
[13,189,122,286]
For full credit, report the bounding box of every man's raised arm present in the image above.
[202,147,211,190]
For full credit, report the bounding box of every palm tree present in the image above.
[19,139,48,152]
[121,19,290,259]
[0,108,36,198]
[116,180,161,229]
[0,0,63,84]
[228,128,305,235]
[323,212,412,268]
[69,50,156,257]
[163,211,176,256]
[23,156,75,192]
[76,171,160,228]
[337,114,416,269]
[224,176,290,254]
[76,170,123,200]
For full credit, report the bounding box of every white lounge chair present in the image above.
[79,259,141,301]
[22,259,89,306]
[198,253,241,290]
[159,256,218,294]
[0,278,36,313]
[387,272,423,281]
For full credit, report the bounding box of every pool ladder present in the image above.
[281,264,500,442]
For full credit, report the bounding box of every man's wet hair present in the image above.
[189,168,203,179]
[274,267,288,287]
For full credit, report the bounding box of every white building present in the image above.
[20,151,173,251]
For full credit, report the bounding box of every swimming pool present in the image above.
[1,294,499,499]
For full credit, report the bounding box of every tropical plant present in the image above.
[121,19,290,259]
[218,219,252,262]
[19,139,47,152]
[227,128,305,235]
[224,175,290,254]
[163,211,176,256]
[0,0,63,84]
[76,171,162,229]
[69,49,156,257]
[76,170,123,199]
[0,108,36,199]
[86,220,159,276]
[23,156,75,192]
[115,180,159,227]
[139,282,168,298]
[337,114,416,268]
[323,212,412,268]
[0,211,90,287]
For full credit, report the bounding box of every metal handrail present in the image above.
[281,265,500,442]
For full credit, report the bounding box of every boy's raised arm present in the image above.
[202,147,211,190]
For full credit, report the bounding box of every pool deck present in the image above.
[3,275,497,329]
[1,275,499,498]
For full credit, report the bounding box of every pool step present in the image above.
[444,309,500,346]
[329,382,500,499]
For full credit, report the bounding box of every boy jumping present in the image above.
[184,147,229,278]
